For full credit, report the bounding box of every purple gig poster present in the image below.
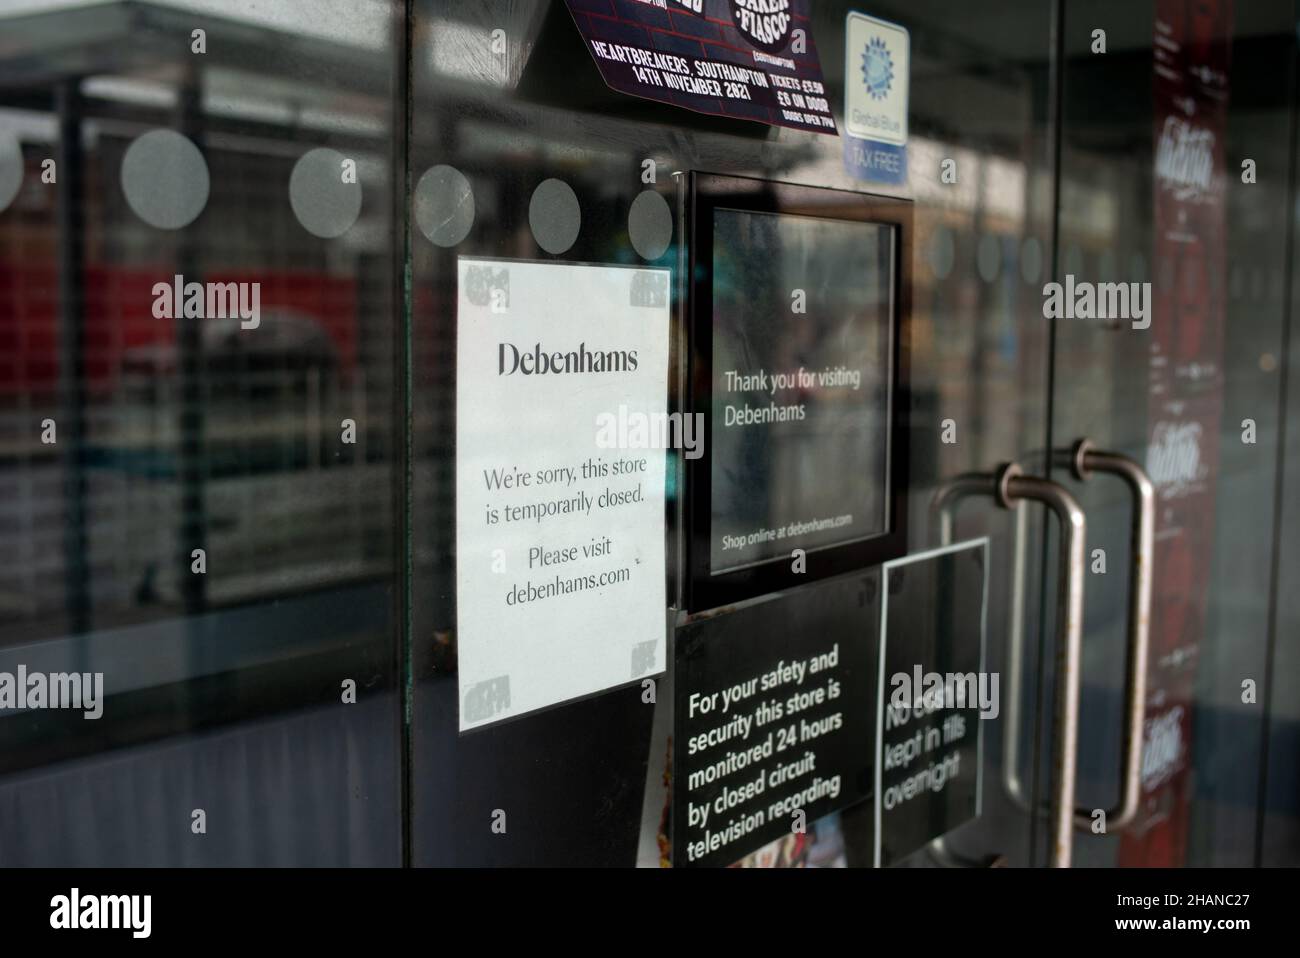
[563,0,837,135]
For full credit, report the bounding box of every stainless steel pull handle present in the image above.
[933,464,1085,868]
[1056,439,1153,831]
[939,479,1033,815]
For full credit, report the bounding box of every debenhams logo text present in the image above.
[499,342,638,375]
[51,888,151,939]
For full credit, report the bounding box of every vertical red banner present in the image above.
[1120,0,1233,867]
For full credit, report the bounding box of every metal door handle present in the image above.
[938,477,1033,818]
[933,464,1085,868]
[1055,439,1153,831]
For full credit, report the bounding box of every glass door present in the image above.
[931,0,1300,869]
[1045,0,1296,868]
[404,0,1063,867]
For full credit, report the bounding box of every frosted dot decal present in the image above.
[0,131,21,214]
[928,227,954,279]
[529,178,580,255]
[977,234,1001,283]
[120,129,209,230]
[414,164,475,248]
[627,190,672,261]
[1064,244,1084,279]
[1099,249,1117,282]
[1020,236,1042,284]
[289,147,362,239]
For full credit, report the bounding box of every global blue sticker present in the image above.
[844,11,909,185]
[862,36,894,99]
[843,137,907,186]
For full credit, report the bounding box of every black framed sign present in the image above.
[683,172,911,612]
[672,571,879,868]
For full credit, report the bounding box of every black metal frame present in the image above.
[682,171,912,612]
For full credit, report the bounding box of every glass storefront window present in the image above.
[0,0,1297,875]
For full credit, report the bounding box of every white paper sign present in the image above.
[455,257,670,731]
